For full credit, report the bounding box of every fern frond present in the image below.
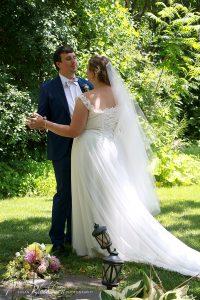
[146,12,168,26]
[158,7,177,19]
[172,14,200,27]
[180,37,200,50]
[173,3,188,14]
[188,66,200,79]
[155,2,167,9]
[182,56,194,64]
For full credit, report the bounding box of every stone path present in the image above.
[0,275,104,299]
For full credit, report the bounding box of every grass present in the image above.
[182,142,200,158]
[0,185,199,297]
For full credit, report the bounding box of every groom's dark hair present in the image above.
[53,45,74,70]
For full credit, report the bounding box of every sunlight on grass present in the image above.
[157,185,200,249]
[0,196,52,266]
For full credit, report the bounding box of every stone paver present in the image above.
[60,274,103,288]
[0,275,104,299]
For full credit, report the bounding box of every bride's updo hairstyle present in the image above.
[88,55,111,86]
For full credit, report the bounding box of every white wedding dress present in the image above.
[71,93,200,278]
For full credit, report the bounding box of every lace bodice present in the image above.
[77,94,120,136]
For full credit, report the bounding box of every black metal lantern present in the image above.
[102,249,124,290]
[92,223,112,253]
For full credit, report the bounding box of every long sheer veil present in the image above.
[106,63,160,216]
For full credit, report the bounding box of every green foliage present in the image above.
[0,1,77,92]
[0,0,200,187]
[0,160,55,199]
[100,271,194,299]
[1,147,199,198]
[145,1,200,139]
[75,0,194,174]
[0,70,45,161]
[153,148,200,186]
[182,141,200,157]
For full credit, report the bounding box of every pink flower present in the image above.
[24,250,37,263]
[49,256,61,272]
[37,264,47,274]
[41,259,49,268]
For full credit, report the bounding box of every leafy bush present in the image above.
[145,0,200,140]
[153,149,200,186]
[0,1,77,92]
[0,71,45,161]
[1,150,199,199]
[0,160,55,199]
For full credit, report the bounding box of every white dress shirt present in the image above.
[59,74,82,117]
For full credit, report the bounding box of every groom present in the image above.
[31,45,93,253]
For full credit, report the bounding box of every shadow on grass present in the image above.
[157,200,200,248]
[0,217,50,265]
[161,200,200,215]
[0,217,103,278]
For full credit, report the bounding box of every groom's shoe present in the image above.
[51,244,66,255]
[64,242,73,255]
[65,237,72,247]
[65,234,72,245]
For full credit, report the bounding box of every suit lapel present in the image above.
[54,76,70,116]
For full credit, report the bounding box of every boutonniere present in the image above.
[82,84,90,92]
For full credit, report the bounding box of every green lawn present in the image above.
[0,185,199,297]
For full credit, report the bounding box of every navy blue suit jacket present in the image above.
[37,76,93,160]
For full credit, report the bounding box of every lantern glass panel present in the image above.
[102,232,111,248]
[115,265,122,279]
[110,266,117,283]
[97,232,111,249]
[102,263,109,282]
[105,232,111,242]
[103,263,118,284]
[96,235,103,247]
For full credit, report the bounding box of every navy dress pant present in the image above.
[49,155,72,246]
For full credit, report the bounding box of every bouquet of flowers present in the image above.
[5,243,61,280]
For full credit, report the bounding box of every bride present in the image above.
[27,55,200,277]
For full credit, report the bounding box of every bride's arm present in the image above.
[27,99,89,138]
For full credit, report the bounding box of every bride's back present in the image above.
[85,86,116,111]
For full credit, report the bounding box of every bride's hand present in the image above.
[26,113,45,129]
